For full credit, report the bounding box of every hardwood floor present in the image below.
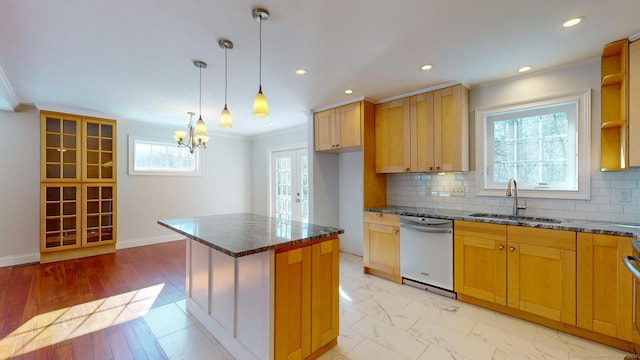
[0,240,186,360]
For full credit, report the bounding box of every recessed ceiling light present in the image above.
[268,122,273,126]
[344,89,353,94]
[563,16,584,28]
[295,68,307,75]
[518,66,532,73]
[421,64,433,71]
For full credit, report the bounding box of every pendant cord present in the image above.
[224,46,228,106]
[258,16,262,87]
[199,65,202,119]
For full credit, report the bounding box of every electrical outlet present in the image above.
[619,189,632,203]
[451,186,465,196]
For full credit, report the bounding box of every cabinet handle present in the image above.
[335,143,339,147]
[509,246,516,252]
[377,213,382,218]
[498,245,504,250]
[429,167,433,171]
[436,166,440,170]
[405,168,410,172]
[393,229,399,234]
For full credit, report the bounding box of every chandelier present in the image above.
[173,60,209,153]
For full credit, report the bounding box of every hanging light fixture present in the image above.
[173,60,209,153]
[218,39,234,128]
[252,8,270,117]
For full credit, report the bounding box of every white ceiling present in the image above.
[0,0,639,137]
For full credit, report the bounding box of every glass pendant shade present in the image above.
[253,86,269,117]
[173,131,187,143]
[195,117,207,136]
[220,106,233,128]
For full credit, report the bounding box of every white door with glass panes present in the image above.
[271,148,308,223]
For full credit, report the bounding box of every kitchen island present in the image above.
[158,213,343,360]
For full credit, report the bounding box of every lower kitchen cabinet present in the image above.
[275,237,339,360]
[454,221,507,304]
[507,226,576,325]
[577,233,633,341]
[363,212,401,283]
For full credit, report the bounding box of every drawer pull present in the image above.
[498,245,504,250]
[509,246,516,252]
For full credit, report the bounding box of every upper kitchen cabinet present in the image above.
[375,84,469,173]
[629,39,640,167]
[314,102,364,152]
[41,113,82,182]
[433,84,469,172]
[82,118,116,182]
[600,39,629,171]
[375,98,410,172]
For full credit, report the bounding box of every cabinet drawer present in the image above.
[508,226,575,250]
[454,220,506,240]
[363,212,399,226]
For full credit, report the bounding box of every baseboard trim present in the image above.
[116,234,184,249]
[0,253,40,268]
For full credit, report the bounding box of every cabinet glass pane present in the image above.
[87,123,99,137]
[101,214,112,226]
[102,187,112,198]
[63,120,76,134]
[62,231,76,246]
[46,165,61,179]
[46,187,60,201]
[62,202,75,215]
[102,166,113,179]
[101,139,112,151]
[87,215,99,228]
[102,228,113,241]
[101,124,113,138]
[87,165,99,178]
[101,152,112,165]
[87,231,99,243]
[87,151,99,164]
[46,118,60,132]
[63,165,76,179]
[45,233,60,248]
[46,218,60,231]
[63,217,76,230]
[63,187,76,201]
[62,135,76,149]
[101,200,112,213]
[63,150,76,163]
[46,203,60,216]
[87,138,99,150]
[46,134,61,148]
[87,201,99,214]
[46,149,61,163]
[87,187,99,200]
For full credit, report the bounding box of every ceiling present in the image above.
[0,0,639,137]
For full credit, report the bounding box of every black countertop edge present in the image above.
[363,206,640,239]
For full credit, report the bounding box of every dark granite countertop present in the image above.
[158,213,344,257]
[364,205,640,239]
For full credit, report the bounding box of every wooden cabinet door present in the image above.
[311,238,339,352]
[83,118,116,182]
[41,184,82,252]
[83,184,116,246]
[629,39,640,167]
[577,233,633,340]
[507,226,576,325]
[363,212,401,282]
[375,99,410,173]
[41,113,82,182]
[433,84,469,172]
[454,221,507,305]
[275,246,312,360]
[410,92,434,172]
[314,109,335,151]
[335,102,361,149]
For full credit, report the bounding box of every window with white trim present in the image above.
[476,91,590,199]
[128,135,202,176]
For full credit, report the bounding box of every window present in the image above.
[476,91,590,199]
[128,135,202,176]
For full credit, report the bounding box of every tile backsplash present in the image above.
[387,168,640,223]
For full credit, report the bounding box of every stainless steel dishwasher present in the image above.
[399,216,455,298]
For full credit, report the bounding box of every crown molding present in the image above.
[0,65,19,111]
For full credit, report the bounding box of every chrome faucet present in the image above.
[506,179,526,216]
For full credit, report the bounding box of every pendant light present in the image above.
[252,8,270,117]
[218,39,234,128]
[172,60,209,153]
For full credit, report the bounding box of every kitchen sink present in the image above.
[468,213,562,224]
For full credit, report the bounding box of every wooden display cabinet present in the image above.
[40,111,117,263]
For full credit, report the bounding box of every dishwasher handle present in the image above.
[400,223,452,234]
[623,256,640,280]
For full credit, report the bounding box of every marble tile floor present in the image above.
[143,253,633,360]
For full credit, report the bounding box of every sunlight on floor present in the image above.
[0,283,164,358]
